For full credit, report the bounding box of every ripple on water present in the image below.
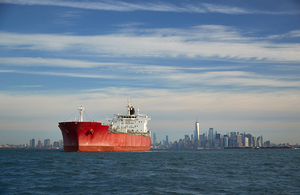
[0,149,300,194]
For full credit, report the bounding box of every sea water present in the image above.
[0,149,299,194]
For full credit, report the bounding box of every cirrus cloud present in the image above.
[1,25,300,62]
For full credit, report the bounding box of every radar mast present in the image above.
[78,105,84,122]
[127,98,132,115]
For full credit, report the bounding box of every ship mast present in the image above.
[78,105,84,122]
[127,98,132,115]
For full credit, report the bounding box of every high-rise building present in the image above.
[230,132,236,139]
[199,134,204,142]
[184,135,190,142]
[152,132,157,146]
[37,140,42,148]
[191,134,194,145]
[195,121,200,140]
[59,140,63,147]
[257,136,262,147]
[30,138,35,148]
[236,134,242,146]
[244,137,249,147]
[252,137,257,147]
[208,128,214,146]
[244,134,253,147]
[53,141,59,147]
[223,137,228,147]
[44,139,51,148]
[166,135,169,145]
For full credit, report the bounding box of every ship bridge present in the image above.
[105,100,151,135]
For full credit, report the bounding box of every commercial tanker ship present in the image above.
[58,100,151,152]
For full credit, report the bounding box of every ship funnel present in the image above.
[130,106,135,115]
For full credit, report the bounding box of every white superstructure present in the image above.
[105,99,151,135]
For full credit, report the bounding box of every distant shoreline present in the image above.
[0,147,63,150]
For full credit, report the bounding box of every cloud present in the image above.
[115,22,145,28]
[0,57,129,68]
[20,85,43,88]
[164,71,300,88]
[0,70,15,73]
[268,30,300,39]
[202,3,250,14]
[1,0,298,15]
[0,57,241,74]
[54,11,82,25]
[9,70,116,79]
[1,57,299,90]
[1,25,300,62]
[275,65,300,71]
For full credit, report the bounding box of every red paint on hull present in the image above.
[59,122,151,152]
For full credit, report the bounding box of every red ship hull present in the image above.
[59,122,151,152]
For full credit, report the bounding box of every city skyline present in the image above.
[152,120,298,146]
[1,126,296,147]
[1,137,63,148]
[1,0,300,145]
[152,124,299,147]
[152,124,298,149]
[1,121,298,145]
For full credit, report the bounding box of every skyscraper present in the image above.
[152,132,156,146]
[166,135,169,145]
[184,135,189,142]
[37,140,42,148]
[53,141,59,147]
[199,134,204,142]
[236,134,242,146]
[223,137,229,147]
[59,139,63,147]
[244,134,253,147]
[30,138,35,148]
[44,139,51,148]
[244,137,249,147]
[208,128,214,146]
[257,136,262,147]
[195,121,200,140]
[252,137,257,147]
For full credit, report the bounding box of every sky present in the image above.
[0,0,300,145]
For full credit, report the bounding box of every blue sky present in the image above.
[1,0,300,145]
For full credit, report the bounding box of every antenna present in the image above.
[127,98,132,106]
[127,98,132,115]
